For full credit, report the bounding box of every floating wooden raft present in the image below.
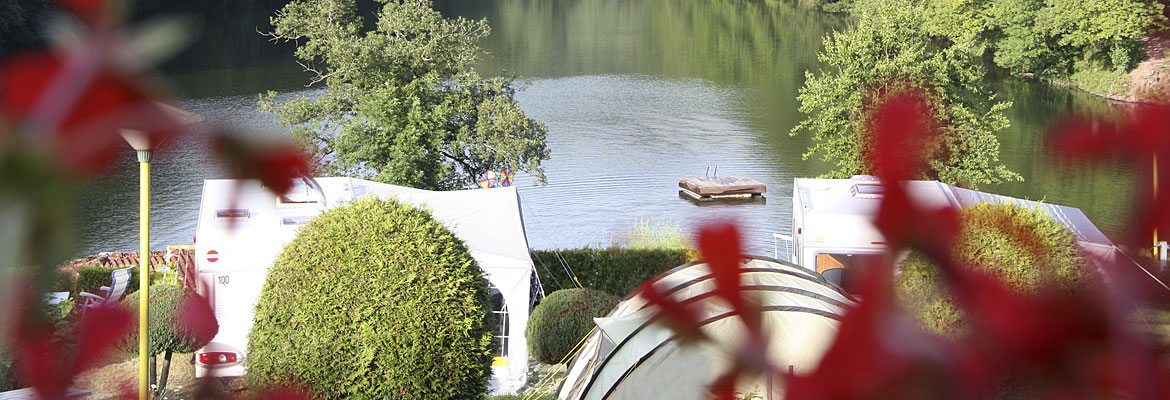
[678,176,766,201]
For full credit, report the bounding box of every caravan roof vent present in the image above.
[850,176,884,199]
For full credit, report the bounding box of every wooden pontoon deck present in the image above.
[678,176,766,201]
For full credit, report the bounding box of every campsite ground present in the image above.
[73,352,216,399]
[73,354,564,399]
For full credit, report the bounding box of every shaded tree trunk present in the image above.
[148,355,156,386]
[154,350,173,397]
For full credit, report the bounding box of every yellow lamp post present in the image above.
[120,129,154,400]
[120,104,203,400]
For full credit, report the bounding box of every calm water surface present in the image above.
[72,0,1137,258]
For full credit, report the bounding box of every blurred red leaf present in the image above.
[52,0,109,26]
[697,223,759,333]
[634,279,706,342]
[873,181,960,266]
[1051,104,1170,249]
[708,369,740,400]
[115,378,135,400]
[212,133,311,195]
[867,90,937,181]
[0,52,181,174]
[784,258,967,400]
[179,293,219,348]
[73,306,133,372]
[12,303,132,400]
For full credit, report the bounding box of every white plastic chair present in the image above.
[79,267,133,308]
[44,291,70,305]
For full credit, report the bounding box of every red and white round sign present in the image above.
[206,250,220,263]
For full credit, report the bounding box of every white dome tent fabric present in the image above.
[557,257,855,400]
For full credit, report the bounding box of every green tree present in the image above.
[986,0,1057,74]
[120,285,215,397]
[260,0,549,190]
[922,0,991,47]
[791,0,1019,187]
[1039,0,1159,53]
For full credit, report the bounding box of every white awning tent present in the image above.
[193,177,533,394]
[556,257,855,400]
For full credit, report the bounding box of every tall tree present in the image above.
[260,0,549,190]
[791,0,1019,187]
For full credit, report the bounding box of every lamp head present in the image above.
[119,128,153,151]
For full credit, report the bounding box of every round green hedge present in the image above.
[246,197,493,399]
[895,202,1096,337]
[527,288,619,364]
[120,284,212,355]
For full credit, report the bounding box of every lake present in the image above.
[71,0,1137,259]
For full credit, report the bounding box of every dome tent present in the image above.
[557,257,855,400]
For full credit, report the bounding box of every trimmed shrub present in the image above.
[895,202,1095,337]
[527,288,619,364]
[120,284,215,395]
[247,197,493,399]
[119,284,213,355]
[1,297,77,392]
[532,248,690,297]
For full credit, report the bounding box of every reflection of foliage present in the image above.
[792,0,1018,187]
[260,0,549,190]
[896,203,1094,337]
[0,0,50,57]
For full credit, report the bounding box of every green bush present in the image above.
[1,298,76,392]
[895,202,1095,337]
[247,197,493,399]
[75,265,157,300]
[119,284,212,355]
[51,268,75,294]
[75,265,141,298]
[527,288,618,365]
[1069,62,1132,97]
[532,248,690,297]
[0,353,12,392]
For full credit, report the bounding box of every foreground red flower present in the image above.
[11,303,133,400]
[0,52,182,174]
[212,132,312,196]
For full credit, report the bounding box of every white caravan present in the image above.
[774,175,1118,290]
[193,177,536,394]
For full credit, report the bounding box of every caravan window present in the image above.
[815,252,883,292]
[277,193,319,205]
[490,286,509,361]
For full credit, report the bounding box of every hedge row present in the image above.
[531,248,692,298]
